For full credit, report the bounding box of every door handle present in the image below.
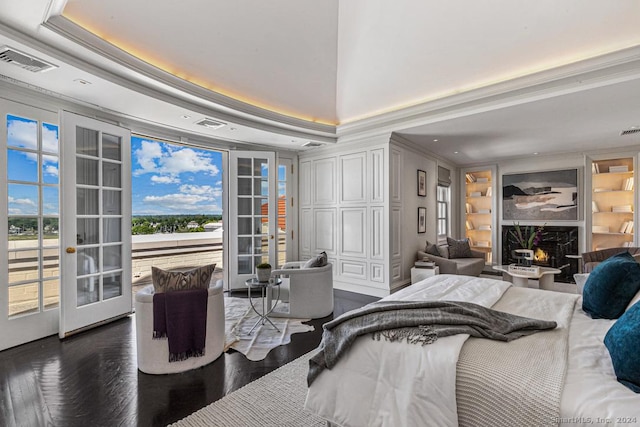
[270,235,274,240]
[66,247,76,253]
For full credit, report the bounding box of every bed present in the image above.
[304,274,640,427]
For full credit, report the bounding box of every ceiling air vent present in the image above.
[620,127,640,136]
[0,46,57,73]
[195,118,226,130]
[302,141,323,148]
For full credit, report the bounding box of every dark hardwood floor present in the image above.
[0,289,378,427]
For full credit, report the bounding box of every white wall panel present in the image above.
[300,208,312,256]
[313,158,336,204]
[314,208,336,254]
[392,262,402,281]
[370,263,384,282]
[340,152,366,203]
[339,259,367,279]
[370,148,384,203]
[391,207,401,258]
[371,206,384,259]
[340,208,366,257]
[299,160,312,206]
[391,148,402,203]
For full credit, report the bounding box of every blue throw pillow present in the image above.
[604,301,640,393]
[582,252,640,319]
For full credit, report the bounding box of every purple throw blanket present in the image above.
[153,288,208,362]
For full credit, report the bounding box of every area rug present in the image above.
[170,351,326,427]
[224,297,315,361]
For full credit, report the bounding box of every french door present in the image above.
[0,101,60,350]
[59,111,132,337]
[228,151,277,290]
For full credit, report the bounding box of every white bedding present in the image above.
[304,274,510,427]
[560,300,640,426]
[305,274,640,427]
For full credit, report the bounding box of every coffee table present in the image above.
[245,278,282,333]
[492,265,561,291]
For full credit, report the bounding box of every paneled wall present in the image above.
[299,137,390,297]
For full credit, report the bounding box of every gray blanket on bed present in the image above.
[307,300,557,386]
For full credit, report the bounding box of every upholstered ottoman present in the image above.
[135,279,225,374]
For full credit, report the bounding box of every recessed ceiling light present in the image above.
[74,78,91,85]
[533,152,539,155]
[433,139,438,142]
[230,127,236,131]
[453,151,459,154]
[181,115,191,119]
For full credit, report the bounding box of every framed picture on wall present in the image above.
[418,207,426,233]
[502,168,578,221]
[417,170,426,197]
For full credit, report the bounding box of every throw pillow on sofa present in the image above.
[152,264,216,293]
[582,252,640,319]
[447,237,473,258]
[303,251,328,268]
[424,241,441,257]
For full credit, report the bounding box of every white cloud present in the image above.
[143,193,210,206]
[7,118,38,149]
[42,125,58,153]
[151,175,180,184]
[44,165,59,177]
[8,196,37,207]
[179,184,214,195]
[133,140,220,179]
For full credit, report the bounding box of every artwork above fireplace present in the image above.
[501,225,579,283]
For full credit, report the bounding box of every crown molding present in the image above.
[338,45,640,140]
[35,15,338,142]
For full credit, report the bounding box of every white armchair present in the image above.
[269,262,334,319]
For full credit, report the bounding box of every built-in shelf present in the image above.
[591,157,635,251]
[464,168,494,265]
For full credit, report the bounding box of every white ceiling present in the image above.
[0,0,639,164]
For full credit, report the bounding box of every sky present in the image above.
[131,136,223,215]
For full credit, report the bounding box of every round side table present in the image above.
[244,278,282,334]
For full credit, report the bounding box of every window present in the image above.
[437,185,450,242]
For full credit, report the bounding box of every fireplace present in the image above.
[501,225,579,283]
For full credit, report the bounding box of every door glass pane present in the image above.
[254,159,268,177]
[238,217,252,235]
[77,248,99,276]
[8,217,39,248]
[238,198,251,215]
[8,250,40,284]
[77,277,99,306]
[255,198,267,215]
[254,237,263,254]
[42,155,59,184]
[103,218,121,243]
[102,162,121,188]
[237,237,252,255]
[103,190,121,215]
[237,158,251,176]
[43,218,59,242]
[76,127,99,157]
[8,184,38,215]
[76,158,99,185]
[103,245,122,271]
[77,188,99,215]
[7,115,37,149]
[8,149,38,182]
[77,219,99,245]
[254,178,268,195]
[43,247,59,279]
[103,272,122,300]
[102,133,121,161]
[43,187,59,215]
[238,178,251,195]
[238,257,252,274]
[8,283,39,317]
[42,122,59,154]
[43,279,59,310]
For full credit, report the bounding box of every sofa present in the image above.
[417,244,486,277]
[581,247,640,273]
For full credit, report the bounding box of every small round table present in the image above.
[245,278,282,334]
[492,264,561,290]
